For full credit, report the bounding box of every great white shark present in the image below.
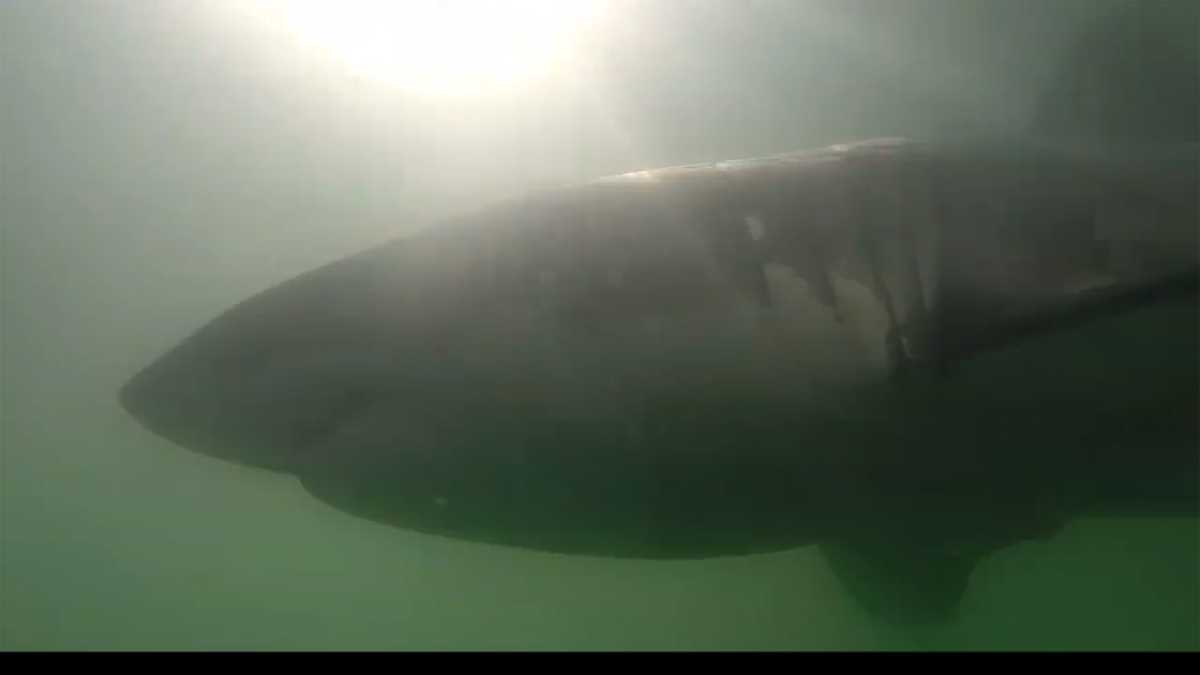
[119,135,1198,624]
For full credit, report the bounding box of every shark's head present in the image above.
[116,207,846,558]
[119,328,273,467]
[119,331,408,474]
[118,241,425,473]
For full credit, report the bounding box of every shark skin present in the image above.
[120,137,1198,624]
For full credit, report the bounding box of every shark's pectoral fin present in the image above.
[820,538,987,625]
[295,451,405,529]
[290,405,447,531]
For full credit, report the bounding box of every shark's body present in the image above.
[120,135,1198,622]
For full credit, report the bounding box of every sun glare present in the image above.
[242,0,606,96]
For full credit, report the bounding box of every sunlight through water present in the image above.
[238,0,607,97]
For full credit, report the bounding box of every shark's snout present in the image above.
[118,366,153,420]
[118,332,394,474]
[119,358,211,451]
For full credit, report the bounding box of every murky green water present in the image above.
[3,0,1196,651]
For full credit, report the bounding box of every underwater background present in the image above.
[2,0,1197,650]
